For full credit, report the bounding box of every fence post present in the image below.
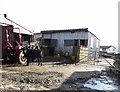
[94,51,96,65]
[87,51,89,64]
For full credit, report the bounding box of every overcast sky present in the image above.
[0,0,119,47]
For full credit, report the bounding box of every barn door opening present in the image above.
[80,39,88,47]
[42,39,57,56]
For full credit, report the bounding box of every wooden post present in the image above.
[76,40,80,63]
[87,51,89,64]
[94,51,96,65]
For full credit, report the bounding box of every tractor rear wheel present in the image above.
[19,50,28,65]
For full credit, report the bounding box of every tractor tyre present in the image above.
[19,50,28,65]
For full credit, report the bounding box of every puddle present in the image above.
[83,75,118,91]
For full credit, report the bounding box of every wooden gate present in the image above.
[75,46,99,64]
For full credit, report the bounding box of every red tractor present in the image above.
[1,24,29,65]
[1,14,33,65]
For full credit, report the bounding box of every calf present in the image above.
[26,46,43,66]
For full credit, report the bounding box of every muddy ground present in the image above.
[0,57,120,91]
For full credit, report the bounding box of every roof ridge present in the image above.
[41,28,88,32]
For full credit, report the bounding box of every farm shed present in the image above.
[41,28,100,62]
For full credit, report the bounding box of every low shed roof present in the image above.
[41,28,99,40]
[41,28,88,34]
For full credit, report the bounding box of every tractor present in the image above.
[1,24,29,65]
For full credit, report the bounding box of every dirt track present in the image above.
[0,57,119,91]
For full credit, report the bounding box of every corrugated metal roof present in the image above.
[41,28,88,34]
[41,28,100,40]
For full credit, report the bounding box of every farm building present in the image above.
[100,46,116,54]
[41,28,100,62]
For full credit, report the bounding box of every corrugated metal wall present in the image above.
[88,32,100,59]
[51,31,88,54]
[42,31,100,56]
